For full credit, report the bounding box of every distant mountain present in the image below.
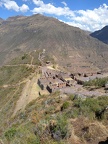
[90,26,108,44]
[0,14,108,72]
[0,18,3,23]
[6,15,27,21]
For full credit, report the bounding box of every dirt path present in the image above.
[30,54,34,66]
[28,52,34,65]
[4,64,36,67]
[12,74,41,116]
[0,78,29,88]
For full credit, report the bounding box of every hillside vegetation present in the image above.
[84,77,108,88]
[0,51,108,144]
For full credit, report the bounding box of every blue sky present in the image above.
[0,0,108,31]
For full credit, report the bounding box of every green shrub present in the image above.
[69,94,75,101]
[74,98,101,119]
[54,114,68,139]
[65,109,79,118]
[72,96,108,120]
[5,127,17,141]
[84,77,108,88]
[82,98,100,112]
[61,101,70,111]
[22,54,27,60]
[98,96,108,108]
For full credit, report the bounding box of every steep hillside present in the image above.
[0,18,3,22]
[0,14,108,72]
[0,52,108,144]
[0,18,3,26]
[90,26,108,44]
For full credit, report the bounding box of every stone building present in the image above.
[47,81,67,93]
[38,78,48,90]
[38,67,73,93]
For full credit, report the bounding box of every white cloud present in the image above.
[1,0,29,12]
[32,0,74,17]
[0,1,3,6]
[33,0,44,6]
[20,4,29,12]
[61,1,67,7]
[70,3,108,31]
[66,21,91,31]
[3,0,19,11]
[31,1,108,31]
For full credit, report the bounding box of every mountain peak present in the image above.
[102,25,108,31]
[90,25,108,44]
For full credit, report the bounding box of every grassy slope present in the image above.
[0,52,108,144]
[1,92,108,144]
[0,51,38,143]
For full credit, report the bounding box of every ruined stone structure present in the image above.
[75,73,106,85]
[38,67,73,93]
[38,66,107,93]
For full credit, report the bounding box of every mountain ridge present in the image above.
[90,25,108,44]
[0,14,108,72]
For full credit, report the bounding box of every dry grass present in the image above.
[70,117,108,144]
[0,50,108,144]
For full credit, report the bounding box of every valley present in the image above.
[0,14,108,144]
[0,49,107,144]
